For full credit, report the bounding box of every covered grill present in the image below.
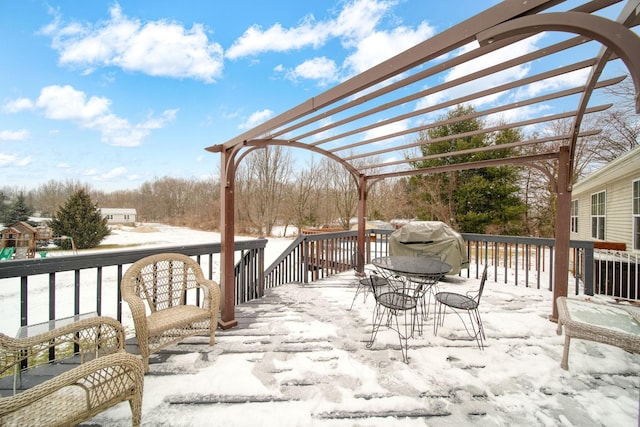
[389,221,469,275]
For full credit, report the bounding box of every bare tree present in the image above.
[596,76,639,155]
[27,179,89,217]
[283,157,322,233]
[236,146,293,236]
[319,157,358,230]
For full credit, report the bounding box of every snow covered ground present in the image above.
[1,223,639,426]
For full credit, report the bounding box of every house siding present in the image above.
[100,208,137,224]
[571,146,640,251]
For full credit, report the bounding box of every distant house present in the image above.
[100,208,137,225]
[570,146,640,251]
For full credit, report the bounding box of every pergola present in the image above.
[207,0,640,329]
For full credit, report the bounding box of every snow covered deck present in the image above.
[6,269,639,426]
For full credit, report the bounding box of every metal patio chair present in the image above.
[349,270,390,310]
[366,275,419,363]
[434,265,488,349]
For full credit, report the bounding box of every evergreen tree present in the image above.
[0,192,34,225]
[0,191,11,225]
[49,189,110,249]
[409,105,526,234]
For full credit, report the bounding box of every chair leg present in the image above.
[466,309,484,350]
[130,395,142,427]
[394,310,412,364]
[415,284,438,337]
[472,309,485,349]
[434,304,485,350]
[349,282,364,310]
[433,299,446,335]
[366,304,385,348]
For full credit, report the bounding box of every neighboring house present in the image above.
[570,146,640,251]
[100,208,137,224]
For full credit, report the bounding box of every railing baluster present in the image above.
[96,267,102,315]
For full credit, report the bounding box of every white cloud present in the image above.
[513,68,591,100]
[17,156,32,166]
[239,109,274,130]
[42,4,223,83]
[0,153,17,166]
[226,17,330,59]
[288,57,340,86]
[434,35,544,109]
[225,0,389,59]
[36,85,110,120]
[236,0,435,86]
[361,119,411,144]
[0,129,30,141]
[343,21,435,74]
[2,97,34,113]
[0,153,31,167]
[96,166,127,180]
[5,85,176,147]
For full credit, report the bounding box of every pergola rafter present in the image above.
[206,0,640,329]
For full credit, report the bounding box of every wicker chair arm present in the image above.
[0,352,143,416]
[195,279,221,309]
[121,293,150,336]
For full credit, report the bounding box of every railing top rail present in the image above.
[264,235,306,276]
[461,233,595,249]
[301,229,393,242]
[0,239,267,279]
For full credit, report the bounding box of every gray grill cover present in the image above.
[389,221,468,274]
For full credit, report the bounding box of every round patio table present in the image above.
[372,256,451,280]
[372,256,452,335]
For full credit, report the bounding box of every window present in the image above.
[570,199,578,233]
[634,180,640,250]
[124,215,130,220]
[591,191,606,240]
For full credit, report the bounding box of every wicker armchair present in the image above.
[122,253,221,373]
[0,316,144,427]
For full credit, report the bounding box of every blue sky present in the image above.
[0,0,507,192]
[1,0,631,193]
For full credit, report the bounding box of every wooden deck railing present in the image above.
[2,230,637,335]
[264,230,602,298]
[0,240,266,332]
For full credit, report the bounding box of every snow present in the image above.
[2,223,639,426]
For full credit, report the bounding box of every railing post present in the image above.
[583,243,594,296]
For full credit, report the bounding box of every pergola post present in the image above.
[219,148,238,329]
[356,175,367,275]
[550,146,571,322]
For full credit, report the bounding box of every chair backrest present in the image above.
[476,265,489,304]
[368,274,393,300]
[122,253,206,312]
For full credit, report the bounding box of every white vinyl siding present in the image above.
[571,147,640,247]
